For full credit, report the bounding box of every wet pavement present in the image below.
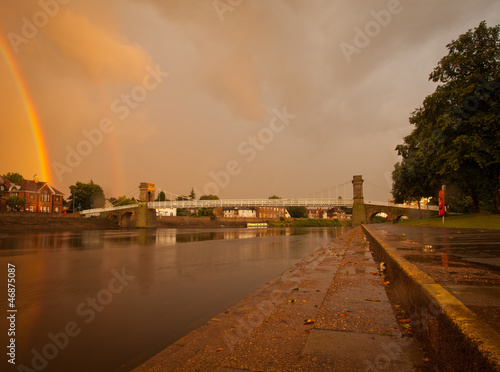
[367,224,500,270]
[366,224,500,334]
[134,227,430,371]
[364,224,500,371]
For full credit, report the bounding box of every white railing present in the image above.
[364,200,440,210]
[149,198,354,209]
[80,204,138,216]
[80,198,439,215]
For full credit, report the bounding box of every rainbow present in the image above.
[0,32,51,183]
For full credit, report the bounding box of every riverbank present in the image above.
[0,215,119,231]
[133,227,430,371]
[267,218,347,228]
[394,213,500,229]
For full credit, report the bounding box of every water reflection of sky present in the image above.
[0,227,345,372]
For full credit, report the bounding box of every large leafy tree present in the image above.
[393,21,500,213]
[287,206,308,218]
[2,172,24,184]
[68,180,105,210]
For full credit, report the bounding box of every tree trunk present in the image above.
[493,190,499,214]
[418,200,422,219]
[472,193,480,213]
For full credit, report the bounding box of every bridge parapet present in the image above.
[149,198,354,209]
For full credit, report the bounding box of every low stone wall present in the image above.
[363,225,500,371]
[157,216,274,228]
[0,214,118,231]
[0,211,76,218]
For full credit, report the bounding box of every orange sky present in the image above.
[1,0,499,201]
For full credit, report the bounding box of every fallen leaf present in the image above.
[289,299,296,303]
[366,298,381,302]
[304,329,311,333]
[401,323,412,329]
[301,299,307,303]
[399,319,410,323]
[292,287,299,291]
[381,281,390,285]
[339,313,347,317]
[370,272,379,275]
[216,348,224,352]
[304,319,315,325]
[423,357,431,362]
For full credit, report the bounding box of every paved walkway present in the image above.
[364,224,500,371]
[134,227,427,371]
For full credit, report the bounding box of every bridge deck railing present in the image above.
[80,199,439,215]
[149,198,354,209]
[80,204,139,216]
[364,200,440,211]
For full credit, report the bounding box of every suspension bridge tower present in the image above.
[136,182,157,228]
[352,175,366,226]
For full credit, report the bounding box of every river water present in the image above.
[0,227,346,372]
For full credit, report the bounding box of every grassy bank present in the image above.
[267,218,347,228]
[394,214,500,230]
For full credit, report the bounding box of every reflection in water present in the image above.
[0,227,345,372]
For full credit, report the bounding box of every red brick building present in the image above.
[0,176,64,213]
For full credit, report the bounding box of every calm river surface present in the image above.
[0,227,346,372]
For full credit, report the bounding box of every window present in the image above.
[41,192,50,202]
[29,206,34,212]
[55,207,59,213]
[55,196,60,201]
[30,194,34,200]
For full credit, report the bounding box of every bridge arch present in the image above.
[393,214,409,223]
[368,211,389,224]
[108,214,119,224]
[121,212,133,227]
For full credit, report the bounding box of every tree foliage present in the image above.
[68,180,105,210]
[199,194,220,200]
[287,206,308,218]
[197,208,215,217]
[2,172,24,184]
[6,195,25,211]
[113,195,138,207]
[268,195,281,199]
[189,188,196,200]
[155,191,169,201]
[392,21,500,213]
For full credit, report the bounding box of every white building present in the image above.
[156,208,177,217]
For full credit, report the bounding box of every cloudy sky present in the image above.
[1,0,499,202]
